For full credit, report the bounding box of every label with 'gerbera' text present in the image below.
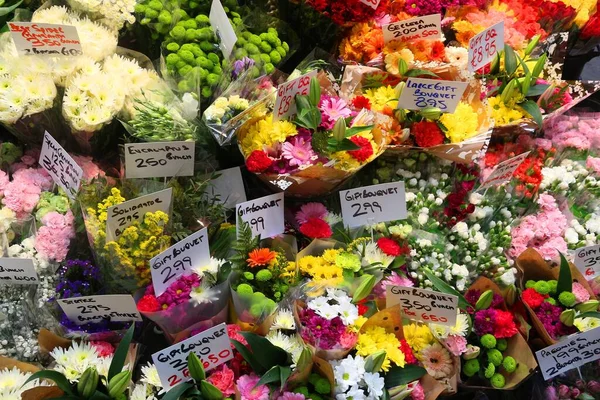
[383,14,442,44]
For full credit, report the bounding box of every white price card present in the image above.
[150,228,210,296]
[236,193,284,238]
[574,244,600,280]
[125,141,195,179]
[398,78,468,114]
[340,182,407,228]
[0,258,38,285]
[106,188,173,242]
[209,0,237,58]
[477,152,530,191]
[153,323,233,390]
[39,131,83,200]
[536,327,600,380]
[386,285,458,326]
[57,295,142,325]
[383,14,442,44]
[8,22,82,57]
[468,21,504,72]
[273,70,318,121]
[205,167,247,208]
[359,0,381,9]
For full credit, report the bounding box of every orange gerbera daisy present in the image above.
[247,248,277,268]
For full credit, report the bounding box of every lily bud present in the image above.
[332,117,346,142]
[394,108,406,123]
[476,290,494,310]
[420,106,442,120]
[560,309,575,327]
[365,351,386,373]
[500,79,516,104]
[188,352,205,382]
[394,81,405,98]
[352,274,376,303]
[77,367,99,398]
[462,345,481,360]
[504,284,517,307]
[107,371,131,399]
[575,300,599,313]
[524,34,541,57]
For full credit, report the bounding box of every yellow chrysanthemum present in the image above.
[356,326,406,371]
[487,96,526,126]
[321,249,342,265]
[240,115,297,155]
[403,323,435,358]
[297,256,323,275]
[363,86,398,113]
[439,102,480,143]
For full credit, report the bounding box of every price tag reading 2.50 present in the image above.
[273,70,318,121]
[468,21,504,72]
[125,141,195,179]
[340,182,407,228]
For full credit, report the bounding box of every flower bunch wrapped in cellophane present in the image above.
[237,73,389,197]
[229,219,299,334]
[79,179,171,292]
[341,64,492,163]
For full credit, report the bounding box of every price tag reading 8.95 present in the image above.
[273,70,318,121]
[468,21,504,72]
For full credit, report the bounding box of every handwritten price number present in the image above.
[166,349,232,387]
[584,256,600,276]
[420,313,448,323]
[76,304,110,314]
[391,28,438,39]
[470,28,498,69]
[250,217,265,232]
[351,201,382,217]
[161,256,192,284]
[415,97,447,110]
[276,76,310,117]
[135,158,168,168]
[545,347,600,377]
[118,212,139,227]
[42,153,76,195]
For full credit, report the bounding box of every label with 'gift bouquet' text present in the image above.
[340,182,406,228]
[57,295,142,325]
[0,258,38,285]
[8,22,82,57]
[383,14,442,44]
[398,78,468,114]
[153,323,233,390]
[468,21,504,72]
[124,141,195,179]
[574,244,600,280]
[236,193,284,238]
[39,131,83,200]
[105,188,173,241]
[273,70,318,121]
[386,285,458,327]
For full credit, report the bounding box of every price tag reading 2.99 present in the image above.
[468,21,504,72]
[273,70,317,121]
[340,182,407,228]
[236,193,285,239]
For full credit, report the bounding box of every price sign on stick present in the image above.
[574,244,600,280]
[0,258,38,285]
[359,0,381,9]
[153,323,233,390]
[383,14,442,44]
[205,167,247,208]
[386,285,458,326]
[236,193,284,238]
[150,227,210,296]
[398,78,468,113]
[273,70,318,121]
[340,182,406,228]
[468,21,504,72]
[124,141,195,179]
[536,327,600,380]
[477,152,530,191]
[39,131,83,200]
[209,0,237,58]
[8,22,82,57]
[106,188,173,242]
[57,295,142,325]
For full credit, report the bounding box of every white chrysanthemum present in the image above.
[193,257,225,279]
[140,363,161,388]
[0,368,35,396]
[331,355,365,393]
[265,330,303,364]
[271,308,295,330]
[363,371,385,399]
[189,281,220,305]
[574,317,600,332]
[32,5,71,23]
[359,241,394,269]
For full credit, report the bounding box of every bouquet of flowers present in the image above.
[293,202,343,240]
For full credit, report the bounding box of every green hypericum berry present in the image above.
[502,356,516,373]
[236,283,253,294]
[548,280,558,294]
[525,280,536,289]
[480,334,497,349]
[487,349,503,367]
[463,359,480,377]
[558,291,576,307]
[256,269,273,282]
[496,338,508,352]
[314,378,331,394]
[484,363,495,379]
[491,373,506,388]
[534,281,550,295]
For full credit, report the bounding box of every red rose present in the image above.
[299,217,332,238]
[412,121,445,148]
[377,237,402,256]
[137,294,160,312]
[352,95,372,110]
[522,288,546,309]
[246,150,273,173]
[348,135,374,162]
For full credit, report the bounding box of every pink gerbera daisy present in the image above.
[281,136,317,167]
[421,343,454,379]
[319,96,352,129]
[296,202,328,225]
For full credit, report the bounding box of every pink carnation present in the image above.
[572,282,590,304]
[207,364,235,396]
[340,331,358,349]
[278,394,306,400]
[12,168,53,190]
[2,180,41,217]
[72,155,105,181]
[587,157,600,175]
[34,211,75,261]
[90,341,114,357]
[0,170,8,197]
[410,382,425,400]
[443,334,467,356]
[237,374,269,400]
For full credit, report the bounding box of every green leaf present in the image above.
[504,44,517,75]
[108,324,134,381]
[279,366,292,390]
[89,391,111,400]
[352,274,376,303]
[398,58,408,76]
[200,381,224,400]
[384,365,427,388]
[521,73,532,101]
[526,84,551,97]
[231,339,264,374]
[161,382,193,400]
[557,251,573,294]
[531,53,547,79]
[23,371,74,395]
[519,99,543,126]
[404,69,439,78]
[515,52,531,76]
[256,365,282,387]
[423,269,469,309]
[577,312,600,319]
[345,124,374,137]
[240,332,289,370]
[333,138,361,152]
[0,0,21,17]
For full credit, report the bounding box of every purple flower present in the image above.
[491,293,504,308]
[232,57,255,79]
[465,289,481,307]
[474,309,497,335]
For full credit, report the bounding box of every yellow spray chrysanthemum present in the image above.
[240,114,297,155]
[439,102,480,143]
[487,96,526,126]
[403,323,436,359]
[363,86,398,113]
[356,326,406,371]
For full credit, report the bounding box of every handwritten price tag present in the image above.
[359,0,381,9]
[340,182,406,228]
[125,141,195,179]
[105,188,173,242]
[273,70,318,121]
[383,14,442,44]
[478,152,530,191]
[8,22,82,57]
[150,228,210,296]
[205,167,247,208]
[236,193,284,238]
[398,78,468,114]
[386,285,458,326]
[57,295,141,326]
[39,131,83,200]
[468,21,504,72]
[536,327,600,380]
[0,258,38,285]
[209,0,237,58]
[574,244,600,280]
[153,323,233,391]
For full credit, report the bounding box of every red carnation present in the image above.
[137,294,160,312]
[352,95,371,110]
[522,288,546,309]
[246,150,273,173]
[493,310,518,339]
[412,121,445,148]
[299,217,332,238]
[377,237,402,256]
[400,339,418,364]
[348,135,374,162]
[357,298,369,316]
